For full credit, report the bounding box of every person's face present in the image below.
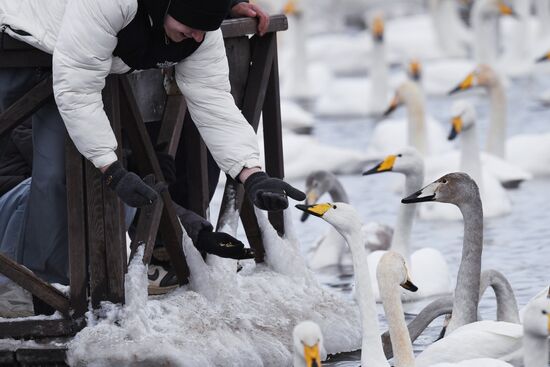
[164,15,205,43]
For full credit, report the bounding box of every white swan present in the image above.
[401,173,524,365]
[302,170,392,270]
[367,81,452,159]
[296,202,401,367]
[449,65,546,177]
[429,0,472,58]
[362,148,452,301]
[293,321,326,367]
[313,13,391,117]
[378,251,550,367]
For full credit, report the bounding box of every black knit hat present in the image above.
[168,0,232,31]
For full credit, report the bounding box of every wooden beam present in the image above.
[16,348,68,365]
[0,76,53,138]
[0,254,70,316]
[0,319,82,339]
[0,51,52,68]
[222,14,288,38]
[183,113,209,218]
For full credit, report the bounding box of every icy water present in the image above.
[212,73,550,366]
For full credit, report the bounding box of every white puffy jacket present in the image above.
[0,0,261,178]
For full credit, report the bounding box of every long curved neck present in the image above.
[341,227,390,367]
[460,126,484,192]
[446,199,483,334]
[379,277,416,367]
[369,41,389,113]
[535,0,550,36]
[291,13,308,92]
[472,9,500,65]
[486,81,507,158]
[523,331,549,367]
[479,269,520,323]
[391,171,424,262]
[328,179,350,203]
[405,96,429,155]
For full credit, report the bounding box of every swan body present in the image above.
[362,148,452,301]
[302,171,392,270]
[367,81,453,159]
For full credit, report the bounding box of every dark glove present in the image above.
[197,230,255,260]
[244,172,306,211]
[103,161,159,207]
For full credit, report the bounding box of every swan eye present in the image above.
[543,310,548,315]
[397,154,402,157]
[333,205,337,209]
[441,178,448,184]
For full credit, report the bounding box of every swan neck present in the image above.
[406,96,429,156]
[341,228,390,367]
[523,331,549,367]
[479,270,520,323]
[486,81,507,158]
[391,172,423,261]
[472,9,499,65]
[379,275,416,367]
[291,14,308,91]
[460,126,484,192]
[369,42,389,113]
[447,200,483,334]
[328,180,350,203]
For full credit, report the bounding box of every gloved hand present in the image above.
[244,172,306,211]
[197,230,255,260]
[103,161,159,207]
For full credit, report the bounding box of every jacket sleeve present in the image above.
[175,30,261,179]
[52,0,135,168]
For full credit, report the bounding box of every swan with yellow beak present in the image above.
[293,321,325,367]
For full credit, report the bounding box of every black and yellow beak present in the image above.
[363,155,397,176]
[536,52,550,63]
[409,60,422,81]
[372,16,384,43]
[498,1,516,17]
[383,95,400,116]
[300,190,321,222]
[295,203,333,218]
[401,181,439,204]
[449,72,475,95]
[303,343,322,367]
[448,116,463,141]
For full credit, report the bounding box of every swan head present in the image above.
[362,147,424,177]
[475,0,516,17]
[383,81,422,116]
[369,13,385,43]
[448,100,476,140]
[283,0,302,16]
[401,172,480,207]
[293,321,324,367]
[449,64,500,94]
[408,59,422,82]
[301,171,339,222]
[377,251,418,293]
[295,202,362,236]
[522,298,550,339]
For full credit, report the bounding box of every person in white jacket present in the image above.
[0,0,304,315]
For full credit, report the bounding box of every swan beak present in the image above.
[295,203,332,218]
[401,278,418,292]
[536,52,550,63]
[448,117,463,141]
[303,343,321,367]
[547,313,550,333]
[409,60,422,81]
[383,95,400,116]
[401,181,438,204]
[300,190,320,222]
[372,16,384,42]
[449,73,475,95]
[498,1,516,17]
[362,155,397,175]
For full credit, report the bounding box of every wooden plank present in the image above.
[129,199,164,265]
[261,36,285,235]
[65,140,88,318]
[119,77,189,284]
[222,14,288,38]
[183,113,209,218]
[0,76,53,138]
[0,351,15,364]
[239,200,265,263]
[0,320,82,339]
[0,254,70,316]
[102,77,125,304]
[85,161,108,309]
[16,348,68,364]
[156,95,187,156]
